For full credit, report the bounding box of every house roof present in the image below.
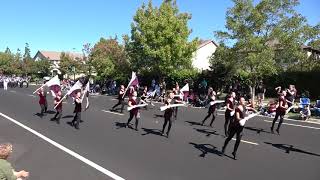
[35,51,83,61]
[198,40,219,49]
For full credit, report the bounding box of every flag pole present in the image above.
[54,93,67,109]
[32,84,46,94]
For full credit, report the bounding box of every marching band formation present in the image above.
[30,73,293,160]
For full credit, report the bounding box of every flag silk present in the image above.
[50,85,61,95]
[180,83,189,92]
[123,71,139,98]
[130,72,139,87]
[45,75,60,87]
[82,82,90,110]
[180,83,189,101]
[67,80,82,98]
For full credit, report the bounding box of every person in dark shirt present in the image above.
[126,91,140,131]
[71,91,82,130]
[201,92,217,127]
[111,85,125,113]
[51,91,63,124]
[271,90,288,134]
[161,91,175,137]
[222,97,256,160]
[224,92,236,136]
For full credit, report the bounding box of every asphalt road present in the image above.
[0,86,319,180]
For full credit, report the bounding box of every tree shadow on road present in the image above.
[264,142,320,157]
[189,142,223,158]
[244,126,272,134]
[185,121,202,126]
[193,128,221,137]
[141,128,163,137]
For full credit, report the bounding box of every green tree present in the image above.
[212,0,317,101]
[35,59,50,77]
[0,52,15,74]
[59,52,83,78]
[125,0,198,80]
[91,37,129,81]
[23,43,32,62]
[210,44,238,91]
[4,47,11,54]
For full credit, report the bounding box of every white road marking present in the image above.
[264,120,320,130]
[0,112,125,180]
[232,138,259,145]
[10,90,16,93]
[28,94,36,97]
[102,110,124,116]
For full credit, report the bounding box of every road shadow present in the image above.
[244,126,271,134]
[185,121,202,126]
[264,142,320,157]
[193,128,220,137]
[34,113,46,118]
[62,115,74,119]
[115,122,127,129]
[153,114,164,118]
[141,128,163,137]
[189,142,222,158]
[46,110,56,114]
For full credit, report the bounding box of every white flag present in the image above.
[45,75,60,87]
[67,80,83,97]
[81,82,90,110]
[180,83,189,92]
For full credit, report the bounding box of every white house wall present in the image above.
[192,42,217,71]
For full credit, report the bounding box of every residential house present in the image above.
[33,50,84,77]
[192,40,218,71]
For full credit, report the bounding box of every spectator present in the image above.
[263,100,278,117]
[286,85,297,107]
[151,79,156,91]
[300,105,311,121]
[0,143,29,180]
[256,80,266,100]
[314,101,320,117]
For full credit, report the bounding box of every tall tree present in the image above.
[212,0,317,101]
[91,37,129,81]
[59,52,83,78]
[0,52,15,74]
[4,47,11,54]
[125,0,198,80]
[23,43,32,62]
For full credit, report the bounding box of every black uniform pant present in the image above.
[72,112,81,127]
[224,111,233,136]
[44,100,48,112]
[127,112,139,129]
[202,110,216,126]
[162,116,172,135]
[112,99,125,112]
[174,107,178,119]
[40,104,45,115]
[271,110,285,131]
[53,109,62,121]
[223,123,244,154]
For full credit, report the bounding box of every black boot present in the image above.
[232,152,237,160]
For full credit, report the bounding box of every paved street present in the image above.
[0,86,319,180]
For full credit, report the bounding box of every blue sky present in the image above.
[0,0,319,56]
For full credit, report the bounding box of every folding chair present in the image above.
[299,98,311,109]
